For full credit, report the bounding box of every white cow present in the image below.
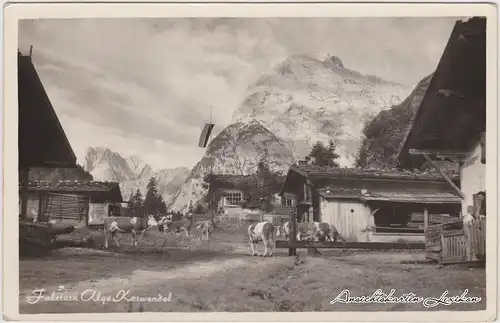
[248,222,275,257]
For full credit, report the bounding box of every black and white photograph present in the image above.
[4,3,497,320]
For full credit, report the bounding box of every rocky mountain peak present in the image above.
[231,54,412,167]
[322,54,344,68]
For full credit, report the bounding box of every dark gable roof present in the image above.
[289,164,459,182]
[399,17,486,168]
[18,51,77,169]
[23,180,123,202]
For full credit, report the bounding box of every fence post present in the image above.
[289,209,297,256]
[439,226,445,264]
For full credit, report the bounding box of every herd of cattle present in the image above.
[101,213,344,256]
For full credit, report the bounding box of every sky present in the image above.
[18,17,461,170]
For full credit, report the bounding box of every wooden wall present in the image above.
[320,198,373,242]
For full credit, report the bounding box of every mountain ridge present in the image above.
[83,146,190,204]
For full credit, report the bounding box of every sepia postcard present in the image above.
[2,2,498,322]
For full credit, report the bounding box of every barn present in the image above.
[21,180,123,227]
[279,165,462,243]
[398,17,486,216]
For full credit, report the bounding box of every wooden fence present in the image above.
[426,218,486,264]
[19,221,54,247]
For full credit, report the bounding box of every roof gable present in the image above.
[18,51,77,169]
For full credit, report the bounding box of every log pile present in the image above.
[43,193,86,221]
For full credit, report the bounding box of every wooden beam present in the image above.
[409,148,469,157]
[421,153,466,200]
[437,88,466,98]
[276,240,425,250]
[424,208,429,233]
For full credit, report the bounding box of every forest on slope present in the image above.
[355,74,434,169]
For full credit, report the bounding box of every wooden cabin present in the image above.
[279,165,462,242]
[209,174,295,223]
[20,180,123,227]
[398,17,486,216]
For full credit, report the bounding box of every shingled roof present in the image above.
[399,17,486,169]
[288,164,459,182]
[22,180,123,202]
[317,187,461,204]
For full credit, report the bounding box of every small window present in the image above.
[225,192,243,207]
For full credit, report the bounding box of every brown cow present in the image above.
[161,212,195,238]
[103,215,158,248]
[277,221,345,242]
[248,222,275,257]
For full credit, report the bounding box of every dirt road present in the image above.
[19,221,486,313]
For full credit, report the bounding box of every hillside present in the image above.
[355,74,434,169]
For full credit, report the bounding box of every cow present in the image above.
[277,221,345,242]
[157,215,172,234]
[247,222,275,257]
[103,215,158,248]
[196,220,214,240]
[276,222,313,241]
[307,222,345,242]
[160,212,195,238]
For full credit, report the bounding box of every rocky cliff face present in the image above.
[232,54,412,166]
[83,147,190,204]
